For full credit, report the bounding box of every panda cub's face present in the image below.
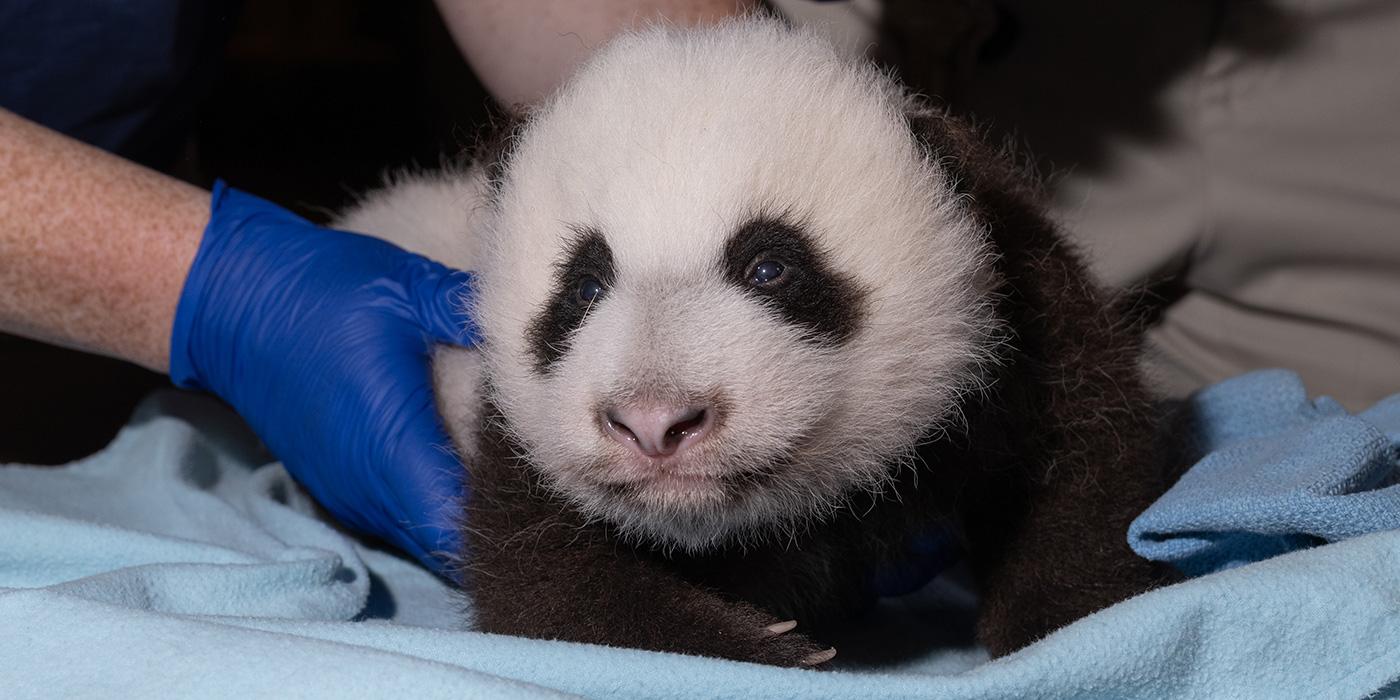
[473,22,999,551]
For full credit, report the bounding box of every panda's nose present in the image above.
[601,402,714,458]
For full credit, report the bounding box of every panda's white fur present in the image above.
[339,20,1001,552]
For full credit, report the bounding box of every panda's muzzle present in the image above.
[601,401,716,459]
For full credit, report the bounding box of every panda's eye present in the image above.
[576,275,606,303]
[746,260,787,287]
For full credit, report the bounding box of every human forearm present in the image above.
[0,108,207,372]
[436,0,758,107]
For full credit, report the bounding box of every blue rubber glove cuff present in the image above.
[172,181,477,573]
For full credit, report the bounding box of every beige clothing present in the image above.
[783,0,1400,409]
[953,0,1400,410]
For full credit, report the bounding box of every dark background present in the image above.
[1,0,494,465]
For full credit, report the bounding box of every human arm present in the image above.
[0,107,205,372]
[0,108,474,571]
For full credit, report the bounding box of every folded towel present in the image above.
[4,385,1399,699]
[1129,369,1400,576]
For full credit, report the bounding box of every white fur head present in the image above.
[472,20,1000,552]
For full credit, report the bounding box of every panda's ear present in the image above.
[903,103,1037,204]
[904,105,978,199]
[901,101,1108,335]
[902,103,1052,248]
[473,108,527,196]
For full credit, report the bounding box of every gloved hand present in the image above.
[170,181,477,574]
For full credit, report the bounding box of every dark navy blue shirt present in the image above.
[1,0,237,166]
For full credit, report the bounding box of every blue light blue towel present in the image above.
[1129,369,1400,576]
[4,381,1400,698]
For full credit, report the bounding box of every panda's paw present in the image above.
[693,600,835,668]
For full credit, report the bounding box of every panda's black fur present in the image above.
[336,20,1171,667]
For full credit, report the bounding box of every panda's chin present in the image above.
[554,436,901,552]
[574,466,815,553]
[612,498,765,554]
[634,471,730,498]
[591,469,739,523]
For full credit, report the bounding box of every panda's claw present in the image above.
[765,619,798,635]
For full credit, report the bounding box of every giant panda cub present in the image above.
[336,19,1168,667]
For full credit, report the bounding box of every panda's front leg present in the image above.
[960,442,1170,657]
[460,421,832,667]
[466,533,833,666]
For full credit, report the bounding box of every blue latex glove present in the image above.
[170,181,477,573]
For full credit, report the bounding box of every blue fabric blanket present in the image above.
[4,374,1399,698]
[1129,369,1400,576]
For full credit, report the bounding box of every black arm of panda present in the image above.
[958,348,1171,656]
[908,107,1175,656]
[461,408,833,667]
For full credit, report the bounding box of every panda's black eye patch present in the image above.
[526,227,615,373]
[721,217,866,345]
